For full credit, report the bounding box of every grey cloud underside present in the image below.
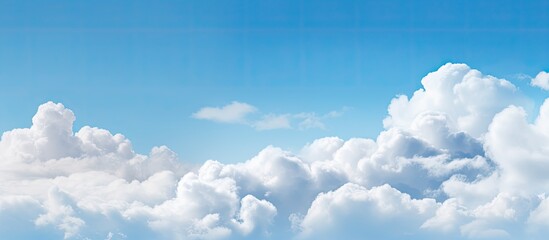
[2,63,549,239]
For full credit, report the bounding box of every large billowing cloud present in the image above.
[531,71,549,90]
[1,63,549,239]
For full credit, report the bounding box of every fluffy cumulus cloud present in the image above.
[296,183,438,240]
[383,63,527,137]
[2,63,549,239]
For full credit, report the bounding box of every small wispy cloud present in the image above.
[511,73,532,81]
[531,71,549,90]
[513,71,549,91]
[191,101,257,123]
[294,108,349,130]
[192,102,348,131]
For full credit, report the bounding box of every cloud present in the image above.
[253,114,292,130]
[530,71,549,90]
[478,99,549,201]
[192,102,346,131]
[35,187,85,239]
[294,112,326,130]
[383,63,527,137]
[232,195,277,235]
[528,197,549,228]
[192,101,257,123]
[296,183,438,239]
[3,63,549,239]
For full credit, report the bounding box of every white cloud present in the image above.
[232,195,277,235]
[484,100,549,195]
[192,102,346,131]
[383,63,527,137]
[192,101,257,123]
[530,71,549,90]
[4,63,549,239]
[35,187,85,239]
[253,114,291,130]
[294,112,325,130]
[421,198,467,233]
[299,137,345,163]
[528,196,549,228]
[294,108,349,130]
[296,183,438,239]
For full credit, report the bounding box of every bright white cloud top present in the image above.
[531,71,549,90]
[2,63,549,239]
[192,101,257,124]
[192,102,345,131]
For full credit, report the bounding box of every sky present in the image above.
[2,0,549,163]
[2,1,549,239]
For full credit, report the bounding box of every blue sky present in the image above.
[4,1,549,240]
[2,0,549,163]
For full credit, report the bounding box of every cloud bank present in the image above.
[2,63,549,239]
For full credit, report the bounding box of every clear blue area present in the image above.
[1,0,548,163]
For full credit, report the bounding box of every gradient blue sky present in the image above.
[1,0,549,163]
